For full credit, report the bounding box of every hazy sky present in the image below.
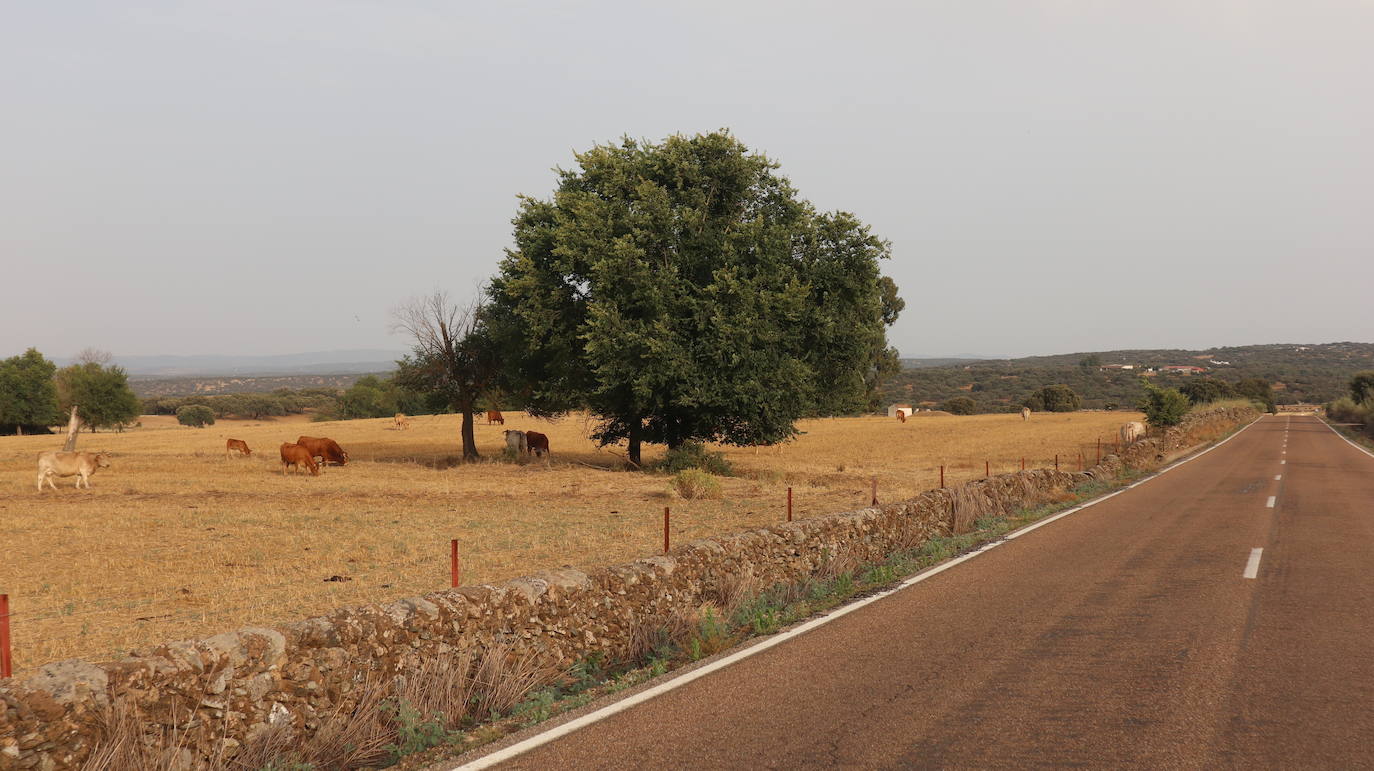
[4,1,1371,360]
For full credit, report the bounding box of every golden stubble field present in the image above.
[0,409,1141,673]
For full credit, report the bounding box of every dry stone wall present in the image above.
[0,406,1257,769]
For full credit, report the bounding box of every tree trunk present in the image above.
[627,417,642,468]
[459,406,479,461]
[62,406,81,451]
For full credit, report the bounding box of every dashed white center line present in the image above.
[1266,495,1277,508]
[1280,459,1286,465]
[1244,548,1264,579]
[1274,475,1282,481]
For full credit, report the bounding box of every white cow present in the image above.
[504,429,527,454]
[1119,421,1145,445]
[36,451,111,491]
[1021,407,1032,421]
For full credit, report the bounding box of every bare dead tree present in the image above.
[76,348,113,366]
[62,405,81,451]
[391,291,501,461]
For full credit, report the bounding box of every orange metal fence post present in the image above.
[871,478,878,506]
[0,594,11,679]
[940,465,945,489]
[787,486,793,522]
[1055,454,1059,471]
[450,539,460,588]
[664,507,670,553]
[1096,438,1101,465]
[1021,457,1025,471]
[985,460,990,478]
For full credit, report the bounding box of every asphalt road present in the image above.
[466,416,1374,769]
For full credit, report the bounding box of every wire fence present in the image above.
[0,433,1142,678]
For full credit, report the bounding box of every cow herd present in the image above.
[223,435,351,477]
[503,429,551,458]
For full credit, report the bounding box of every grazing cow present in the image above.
[279,443,320,476]
[295,436,349,467]
[394,413,410,430]
[525,430,550,458]
[36,451,111,491]
[225,438,252,458]
[896,409,907,423]
[487,410,505,425]
[1021,407,1032,422]
[504,429,527,454]
[1120,421,1146,445]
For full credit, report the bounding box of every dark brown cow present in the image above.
[279,443,319,476]
[225,438,252,458]
[296,436,349,467]
[487,410,505,425]
[525,430,550,458]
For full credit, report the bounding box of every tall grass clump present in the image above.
[672,468,722,499]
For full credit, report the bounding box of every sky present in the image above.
[3,1,1371,361]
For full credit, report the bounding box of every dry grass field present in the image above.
[0,409,1141,674]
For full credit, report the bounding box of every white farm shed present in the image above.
[887,404,914,419]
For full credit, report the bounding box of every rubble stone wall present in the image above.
[0,406,1257,769]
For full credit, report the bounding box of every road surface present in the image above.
[463,416,1374,769]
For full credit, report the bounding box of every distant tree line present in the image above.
[141,388,341,421]
[883,342,1372,412]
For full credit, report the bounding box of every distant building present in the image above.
[887,404,914,418]
[1161,365,1208,375]
[1100,364,1135,371]
[1209,360,1231,366]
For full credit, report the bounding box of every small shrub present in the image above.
[672,468,722,499]
[175,404,214,428]
[941,396,976,415]
[655,441,732,475]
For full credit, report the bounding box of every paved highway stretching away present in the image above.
[458,416,1374,769]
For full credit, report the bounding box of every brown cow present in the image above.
[394,413,410,430]
[487,410,505,425]
[896,409,907,423]
[525,430,550,458]
[296,436,349,467]
[36,451,111,491]
[280,443,319,476]
[225,438,252,458]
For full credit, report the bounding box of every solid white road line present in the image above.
[1266,496,1277,508]
[1243,548,1264,579]
[1320,417,1374,460]
[449,416,1264,771]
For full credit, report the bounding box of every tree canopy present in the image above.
[55,358,141,431]
[1349,370,1374,404]
[1025,384,1082,412]
[1139,380,1190,427]
[488,131,901,465]
[0,348,60,433]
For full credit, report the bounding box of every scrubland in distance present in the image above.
[0,408,1139,672]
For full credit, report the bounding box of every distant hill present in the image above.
[57,349,407,378]
[881,342,1374,412]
